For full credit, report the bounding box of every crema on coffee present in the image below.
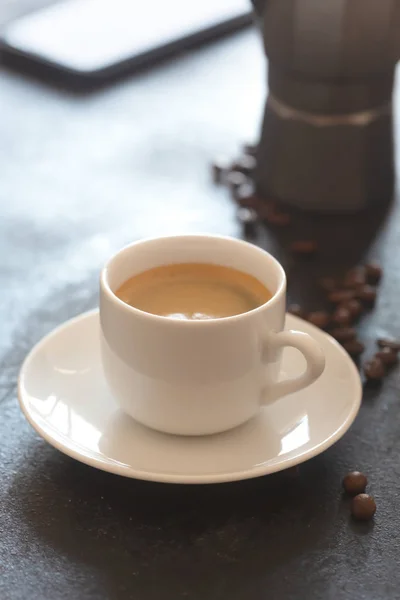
[115,263,272,320]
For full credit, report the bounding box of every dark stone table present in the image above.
[1,11,400,599]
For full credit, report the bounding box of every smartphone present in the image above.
[0,0,253,80]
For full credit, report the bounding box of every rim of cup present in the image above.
[100,234,286,325]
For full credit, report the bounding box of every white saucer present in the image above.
[18,310,362,484]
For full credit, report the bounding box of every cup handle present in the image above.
[261,330,325,406]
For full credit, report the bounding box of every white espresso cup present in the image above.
[100,235,325,436]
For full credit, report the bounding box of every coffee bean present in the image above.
[375,347,398,366]
[342,471,368,496]
[351,494,376,521]
[343,267,366,289]
[364,357,386,380]
[288,304,305,319]
[377,338,400,351]
[332,306,352,326]
[225,170,248,191]
[357,285,377,304]
[242,143,258,156]
[236,207,258,225]
[211,160,228,184]
[307,311,331,329]
[365,261,383,284]
[319,277,338,293]
[344,299,363,318]
[265,210,291,227]
[290,240,318,255]
[233,183,260,208]
[343,340,365,356]
[330,327,357,342]
[232,155,257,175]
[328,290,355,304]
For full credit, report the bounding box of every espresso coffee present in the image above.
[115,263,272,320]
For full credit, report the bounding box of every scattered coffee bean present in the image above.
[225,170,249,191]
[351,494,376,521]
[236,207,258,227]
[257,200,292,227]
[211,160,228,184]
[290,240,318,255]
[307,311,331,329]
[242,143,258,157]
[265,210,291,227]
[288,304,305,319]
[319,277,338,293]
[364,357,386,380]
[330,327,357,342]
[232,155,257,175]
[332,306,352,326]
[357,285,377,304]
[375,347,398,366]
[343,340,365,357]
[342,471,368,496]
[344,299,363,318]
[327,289,355,304]
[233,183,260,208]
[377,338,400,351]
[365,261,383,284]
[343,267,366,289]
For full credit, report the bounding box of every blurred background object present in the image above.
[252,0,400,213]
[0,0,253,81]
[0,0,52,26]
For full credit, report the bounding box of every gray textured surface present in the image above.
[1,7,400,600]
